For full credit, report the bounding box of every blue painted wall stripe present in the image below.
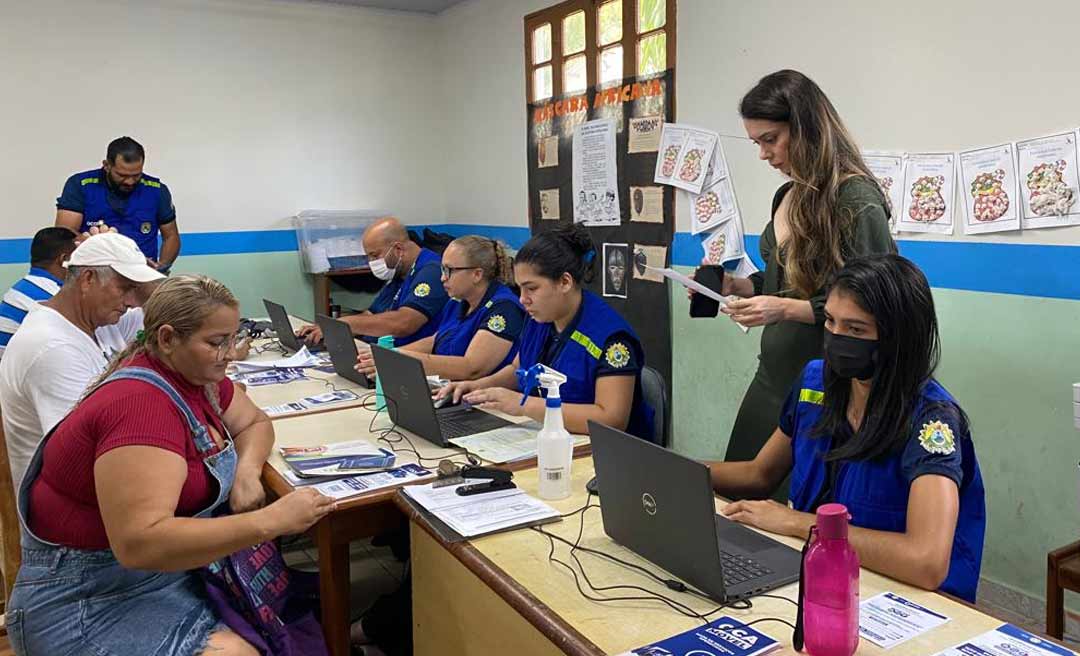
[2,225,1078,300]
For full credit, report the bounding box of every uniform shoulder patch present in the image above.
[486,314,506,333]
[604,342,631,369]
[919,420,956,455]
[414,282,431,298]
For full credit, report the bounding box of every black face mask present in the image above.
[823,331,878,380]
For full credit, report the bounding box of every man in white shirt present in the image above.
[0,232,163,492]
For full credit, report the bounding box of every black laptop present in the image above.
[588,421,801,602]
[315,314,372,389]
[262,299,324,353]
[371,345,513,447]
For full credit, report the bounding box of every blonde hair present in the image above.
[91,274,239,413]
[450,235,515,285]
[740,70,885,298]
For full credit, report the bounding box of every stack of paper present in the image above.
[311,464,435,499]
[449,422,588,464]
[280,439,394,477]
[402,482,560,538]
[616,616,780,656]
[933,624,1076,656]
[231,367,307,387]
[262,389,360,417]
[233,346,326,371]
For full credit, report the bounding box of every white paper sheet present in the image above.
[701,214,745,265]
[654,124,688,185]
[958,143,1021,235]
[668,126,720,194]
[539,188,560,220]
[573,118,621,226]
[403,482,560,538]
[602,243,630,299]
[690,177,739,235]
[629,186,664,223]
[649,265,749,333]
[449,422,588,464]
[733,254,759,278]
[233,347,324,371]
[932,624,1076,656]
[312,464,435,499]
[858,592,950,649]
[1016,131,1080,229]
[897,152,956,234]
[863,152,906,234]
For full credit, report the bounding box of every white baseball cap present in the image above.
[64,232,165,283]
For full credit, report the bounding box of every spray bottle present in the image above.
[373,335,395,412]
[517,364,573,500]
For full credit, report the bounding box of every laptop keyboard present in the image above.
[720,550,773,587]
[436,411,510,440]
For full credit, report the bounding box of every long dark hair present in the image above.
[740,70,886,299]
[514,223,596,285]
[815,255,961,462]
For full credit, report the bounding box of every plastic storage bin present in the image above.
[294,210,389,273]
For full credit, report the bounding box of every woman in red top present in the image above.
[8,275,335,656]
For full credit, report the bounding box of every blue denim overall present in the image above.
[6,367,238,656]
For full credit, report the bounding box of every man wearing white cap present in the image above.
[0,232,163,491]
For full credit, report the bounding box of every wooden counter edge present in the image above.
[393,490,607,656]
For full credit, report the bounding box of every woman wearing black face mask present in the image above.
[706,255,986,602]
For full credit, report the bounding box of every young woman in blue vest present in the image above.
[356,236,524,381]
[437,224,654,440]
[707,255,985,602]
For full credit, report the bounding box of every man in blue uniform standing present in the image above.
[55,136,180,272]
[298,216,449,347]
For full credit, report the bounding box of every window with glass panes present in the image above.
[524,0,675,103]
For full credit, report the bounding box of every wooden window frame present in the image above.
[524,0,676,104]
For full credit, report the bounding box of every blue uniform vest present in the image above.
[432,282,522,374]
[787,360,986,602]
[517,291,655,442]
[74,169,166,260]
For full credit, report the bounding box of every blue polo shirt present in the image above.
[367,248,449,347]
[431,282,524,375]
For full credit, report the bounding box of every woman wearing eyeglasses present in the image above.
[356,235,524,381]
[8,275,334,656]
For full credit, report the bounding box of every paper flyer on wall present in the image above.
[538,134,559,168]
[539,188,560,220]
[897,152,956,234]
[702,212,745,265]
[932,623,1075,656]
[653,123,720,194]
[628,115,664,153]
[690,176,739,235]
[632,244,667,283]
[1015,131,1080,229]
[615,616,780,656]
[629,186,664,223]
[654,124,688,185]
[701,140,731,190]
[958,143,1021,235]
[863,151,905,234]
[573,118,621,227]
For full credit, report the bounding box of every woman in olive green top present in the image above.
[716,70,896,486]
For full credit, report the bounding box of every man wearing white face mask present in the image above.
[298,217,448,347]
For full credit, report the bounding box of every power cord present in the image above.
[362,394,480,468]
[531,496,799,631]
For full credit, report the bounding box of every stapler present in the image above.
[433,461,515,496]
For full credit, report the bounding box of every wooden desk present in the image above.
[260,392,582,656]
[403,459,1019,656]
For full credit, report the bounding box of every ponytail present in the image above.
[514,223,596,285]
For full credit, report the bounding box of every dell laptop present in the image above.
[262,299,324,353]
[588,421,801,602]
[315,314,372,389]
[371,345,514,447]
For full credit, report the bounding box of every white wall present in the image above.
[0,0,444,238]
[437,0,550,227]
[438,0,1080,247]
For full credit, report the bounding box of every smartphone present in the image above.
[690,265,725,318]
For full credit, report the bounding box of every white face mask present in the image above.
[369,244,400,281]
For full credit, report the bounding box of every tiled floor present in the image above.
[282,536,406,622]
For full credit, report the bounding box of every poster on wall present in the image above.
[863,152,905,233]
[689,176,738,235]
[701,213,745,265]
[628,115,663,153]
[602,243,629,299]
[572,118,620,227]
[538,135,559,168]
[897,152,956,235]
[632,244,668,283]
[539,189,560,220]
[958,143,1020,235]
[629,186,664,223]
[653,124,719,195]
[1015,131,1080,229]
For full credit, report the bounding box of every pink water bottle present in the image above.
[801,503,860,656]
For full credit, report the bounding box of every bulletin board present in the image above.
[526,70,676,406]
